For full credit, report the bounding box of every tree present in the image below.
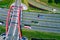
[48,0,53,3]
[54,0,60,4]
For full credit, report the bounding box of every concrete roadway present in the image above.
[0,8,60,33]
[31,26,60,33]
[22,12,60,33]
[28,0,60,13]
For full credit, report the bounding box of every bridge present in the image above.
[5,0,23,40]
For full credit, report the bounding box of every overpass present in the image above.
[5,0,23,40]
[28,0,60,13]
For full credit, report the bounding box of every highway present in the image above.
[22,12,60,33]
[22,12,60,28]
[0,8,60,33]
[28,0,60,13]
[31,26,60,33]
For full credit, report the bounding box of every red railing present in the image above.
[17,6,22,39]
[6,6,12,35]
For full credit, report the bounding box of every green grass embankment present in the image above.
[22,0,28,6]
[0,25,5,34]
[0,0,14,8]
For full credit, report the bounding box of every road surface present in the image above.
[0,8,60,33]
[0,36,3,40]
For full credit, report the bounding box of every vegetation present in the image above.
[48,0,60,4]
[0,0,14,8]
[22,29,60,40]
[39,0,60,8]
[54,0,60,4]
[0,25,5,35]
[22,0,28,6]
[48,0,53,3]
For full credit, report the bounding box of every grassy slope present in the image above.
[22,29,60,40]
[22,0,28,6]
[0,0,14,8]
[0,25,5,34]
[0,26,60,40]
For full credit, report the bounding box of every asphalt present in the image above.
[0,8,60,33]
[22,12,60,28]
[31,26,60,33]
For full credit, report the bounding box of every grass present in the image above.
[49,3,60,8]
[0,25,5,35]
[0,26,60,40]
[22,0,28,6]
[0,0,14,8]
[22,29,60,40]
[40,0,48,3]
